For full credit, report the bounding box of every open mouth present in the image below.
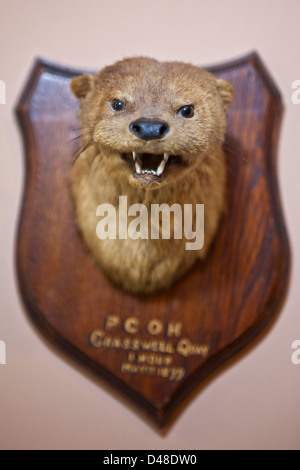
[121,152,183,182]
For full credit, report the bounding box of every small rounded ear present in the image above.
[70,74,94,99]
[216,78,234,111]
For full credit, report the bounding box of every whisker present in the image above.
[193,123,248,164]
[208,135,248,164]
[72,138,96,165]
[72,126,94,132]
[223,142,248,163]
[66,131,92,144]
[209,151,235,175]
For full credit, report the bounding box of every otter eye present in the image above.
[177,104,194,118]
[110,99,125,111]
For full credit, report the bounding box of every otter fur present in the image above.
[69,57,233,293]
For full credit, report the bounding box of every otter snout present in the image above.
[129,118,169,141]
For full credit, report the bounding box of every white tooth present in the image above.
[164,153,169,162]
[135,161,142,174]
[132,151,136,161]
[156,159,166,176]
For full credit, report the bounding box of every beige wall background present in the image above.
[0,0,299,450]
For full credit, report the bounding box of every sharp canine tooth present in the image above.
[135,161,142,174]
[156,159,166,176]
[132,151,136,161]
[164,153,169,162]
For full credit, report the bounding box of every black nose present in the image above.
[129,118,169,141]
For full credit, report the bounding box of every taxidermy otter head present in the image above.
[70,57,233,293]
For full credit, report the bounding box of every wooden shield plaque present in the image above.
[15,52,290,426]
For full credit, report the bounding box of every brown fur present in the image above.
[69,57,233,293]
